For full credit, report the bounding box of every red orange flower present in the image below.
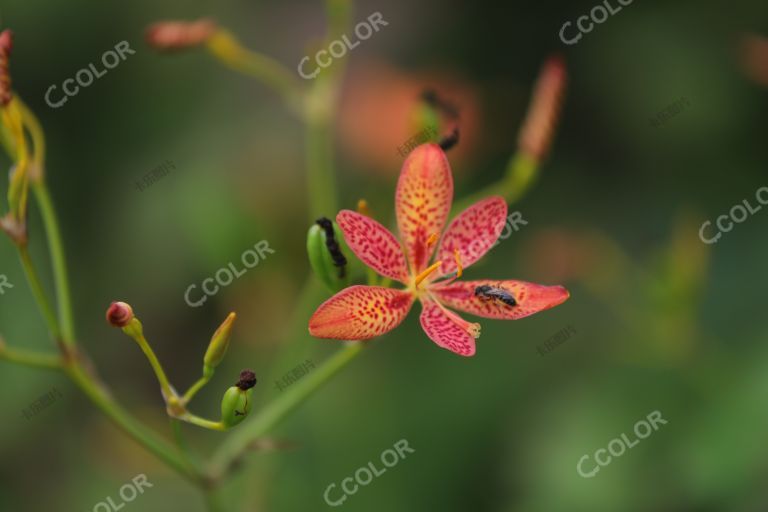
[308,143,569,356]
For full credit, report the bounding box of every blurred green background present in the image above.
[1,0,768,510]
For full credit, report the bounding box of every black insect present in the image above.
[474,285,517,307]
[316,217,347,278]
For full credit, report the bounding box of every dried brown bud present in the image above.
[145,19,217,51]
[0,29,14,106]
[106,301,134,328]
[518,55,567,162]
[236,369,257,390]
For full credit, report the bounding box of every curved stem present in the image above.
[208,342,365,479]
[65,362,204,483]
[131,331,175,401]
[206,30,304,115]
[452,152,539,214]
[305,111,338,220]
[179,412,226,431]
[18,97,76,346]
[0,344,62,369]
[18,247,60,340]
[182,374,212,405]
[31,183,75,345]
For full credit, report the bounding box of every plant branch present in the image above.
[0,342,62,369]
[18,247,60,340]
[208,342,365,480]
[65,362,206,483]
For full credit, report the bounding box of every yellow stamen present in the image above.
[357,199,371,217]
[415,260,443,288]
[426,232,440,248]
[453,249,463,279]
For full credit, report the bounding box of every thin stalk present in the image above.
[452,152,539,214]
[19,98,76,346]
[182,374,212,404]
[179,412,226,431]
[18,247,60,339]
[208,342,365,479]
[305,109,338,221]
[206,31,304,115]
[31,183,75,345]
[65,363,204,483]
[131,332,175,400]
[0,345,62,369]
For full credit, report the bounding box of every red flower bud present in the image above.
[145,19,217,51]
[106,301,134,328]
[518,55,567,163]
[0,29,14,107]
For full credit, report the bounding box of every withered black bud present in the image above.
[236,369,257,390]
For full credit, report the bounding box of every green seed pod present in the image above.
[203,312,236,372]
[220,369,257,428]
[307,217,349,293]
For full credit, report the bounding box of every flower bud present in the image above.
[307,217,349,292]
[106,301,134,327]
[517,55,567,163]
[203,312,236,372]
[145,19,217,51]
[220,369,257,428]
[0,29,13,107]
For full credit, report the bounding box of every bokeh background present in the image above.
[1,0,768,510]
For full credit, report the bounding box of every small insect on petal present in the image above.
[432,280,569,320]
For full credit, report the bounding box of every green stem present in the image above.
[65,363,204,483]
[31,183,75,346]
[305,109,338,221]
[182,374,212,405]
[18,247,60,340]
[208,343,365,479]
[0,345,62,369]
[180,412,226,431]
[453,152,539,214]
[206,31,305,115]
[131,331,175,401]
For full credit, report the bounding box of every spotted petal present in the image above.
[309,286,414,340]
[395,143,453,274]
[431,280,569,320]
[437,196,507,276]
[419,298,478,357]
[337,210,409,283]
